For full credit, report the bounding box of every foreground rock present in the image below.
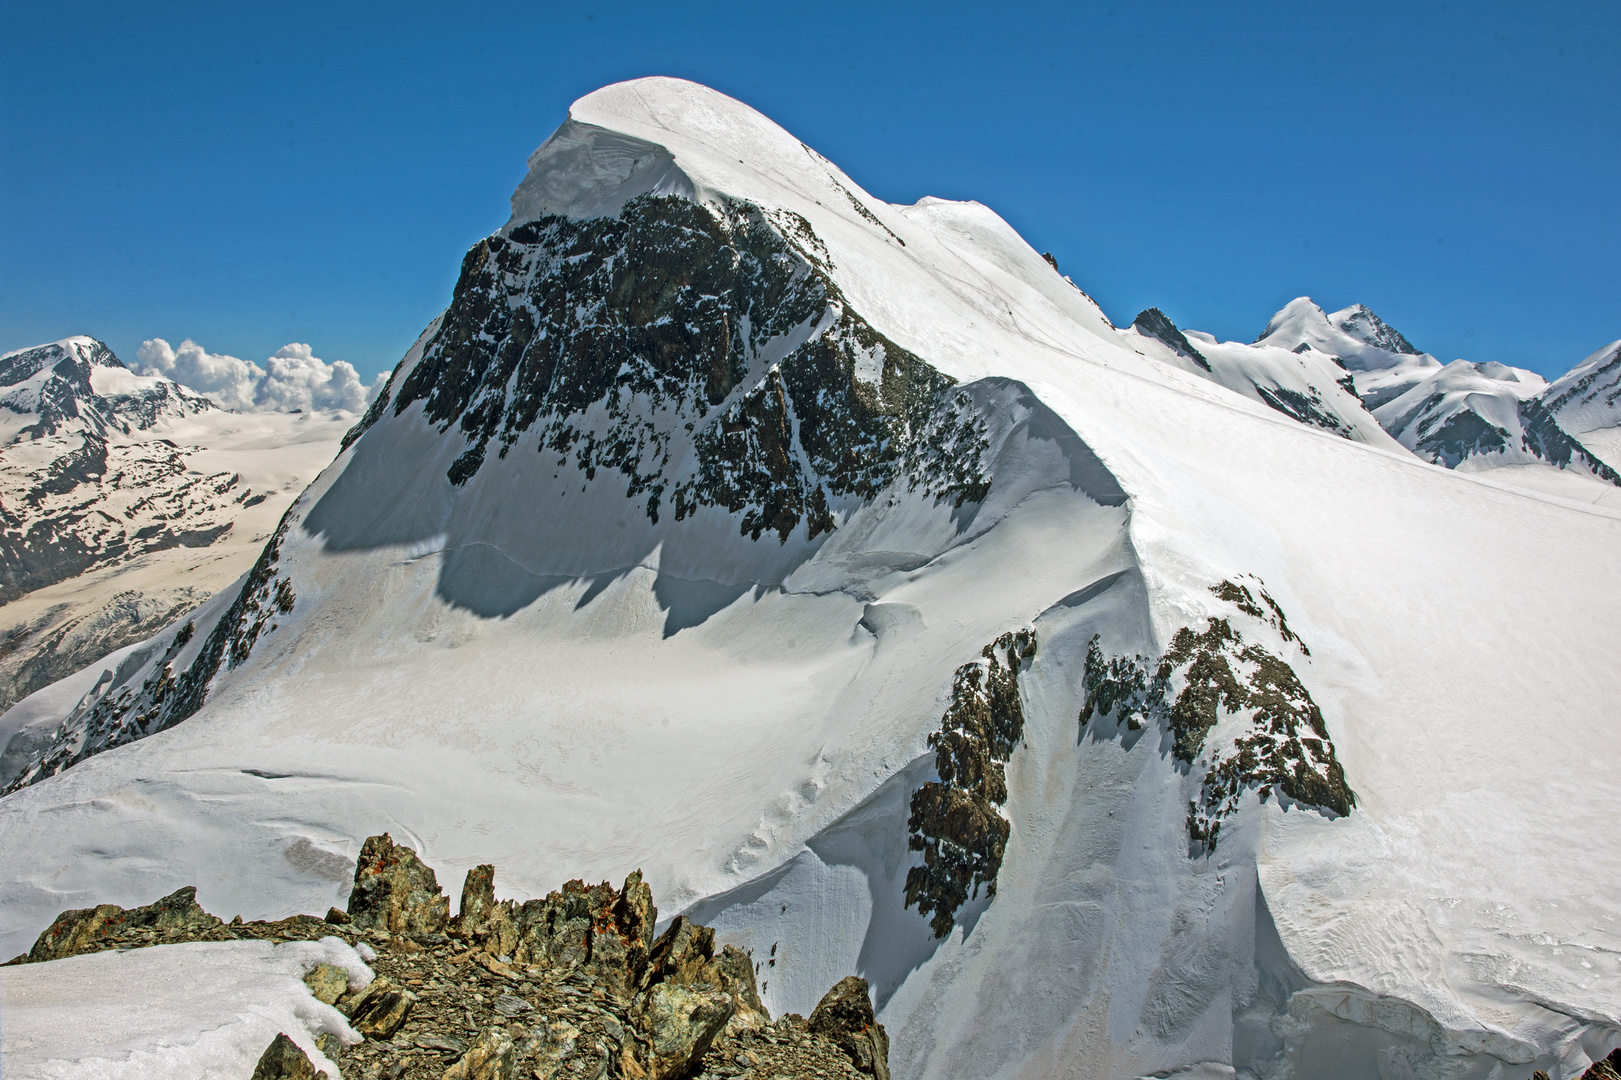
[252,1032,319,1080]
[10,833,889,1080]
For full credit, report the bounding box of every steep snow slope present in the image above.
[1121,308,1401,447]
[1543,340,1621,471]
[1,79,1617,1080]
[0,337,355,721]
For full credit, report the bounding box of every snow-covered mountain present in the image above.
[2,80,1618,1080]
[0,336,355,722]
[1126,301,1621,498]
[1121,307,1400,447]
[1253,296,1444,410]
[1543,339,1621,470]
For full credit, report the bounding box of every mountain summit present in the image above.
[2,79,1617,1080]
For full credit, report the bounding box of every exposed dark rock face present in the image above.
[392,194,988,537]
[0,339,226,604]
[251,1032,318,1080]
[0,434,244,604]
[1334,304,1423,356]
[808,977,889,1080]
[13,836,886,1080]
[905,629,1037,937]
[1132,308,1211,372]
[1516,398,1621,485]
[2,196,994,797]
[1253,384,1356,439]
[1080,579,1354,852]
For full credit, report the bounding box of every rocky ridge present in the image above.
[8,832,891,1080]
[1079,578,1355,852]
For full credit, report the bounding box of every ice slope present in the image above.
[1,78,1618,1079]
[1120,308,1402,448]
[0,336,356,714]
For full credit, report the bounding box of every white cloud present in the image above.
[136,338,386,413]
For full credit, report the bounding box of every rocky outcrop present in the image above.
[251,1032,318,1080]
[18,885,223,962]
[347,833,451,934]
[1079,578,1355,852]
[808,977,889,1080]
[13,835,888,1080]
[905,629,1037,937]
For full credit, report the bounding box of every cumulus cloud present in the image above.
[136,338,386,413]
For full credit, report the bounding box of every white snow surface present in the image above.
[0,937,369,1079]
[2,78,1619,1079]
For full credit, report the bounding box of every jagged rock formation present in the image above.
[384,194,989,538]
[1131,308,1210,371]
[1079,578,1353,851]
[905,630,1036,937]
[8,834,890,1080]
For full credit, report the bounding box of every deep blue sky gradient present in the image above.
[3,0,1617,380]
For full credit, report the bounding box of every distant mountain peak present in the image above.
[1329,303,1422,356]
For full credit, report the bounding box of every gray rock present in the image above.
[633,982,734,1080]
[23,886,223,962]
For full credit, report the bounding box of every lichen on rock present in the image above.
[905,629,1037,937]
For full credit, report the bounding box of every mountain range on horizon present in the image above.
[1,77,1617,1080]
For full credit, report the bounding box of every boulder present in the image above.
[442,1027,515,1080]
[346,834,449,934]
[632,982,734,1080]
[250,1032,317,1080]
[303,962,348,1005]
[343,977,416,1039]
[809,976,890,1080]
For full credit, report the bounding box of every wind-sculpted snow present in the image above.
[1079,579,1354,853]
[392,194,989,539]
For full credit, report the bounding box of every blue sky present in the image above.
[2,0,1617,380]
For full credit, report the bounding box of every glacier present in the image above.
[0,79,1617,1079]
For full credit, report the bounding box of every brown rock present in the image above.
[646,916,715,987]
[809,976,890,1080]
[346,834,449,934]
[710,944,771,1034]
[324,907,350,924]
[345,977,417,1039]
[25,886,223,962]
[1584,1051,1621,1080]
[303,963,349,1005]
[250,1032,316,1080]
[442,1027,515,1080]
[633,982,734,1080]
